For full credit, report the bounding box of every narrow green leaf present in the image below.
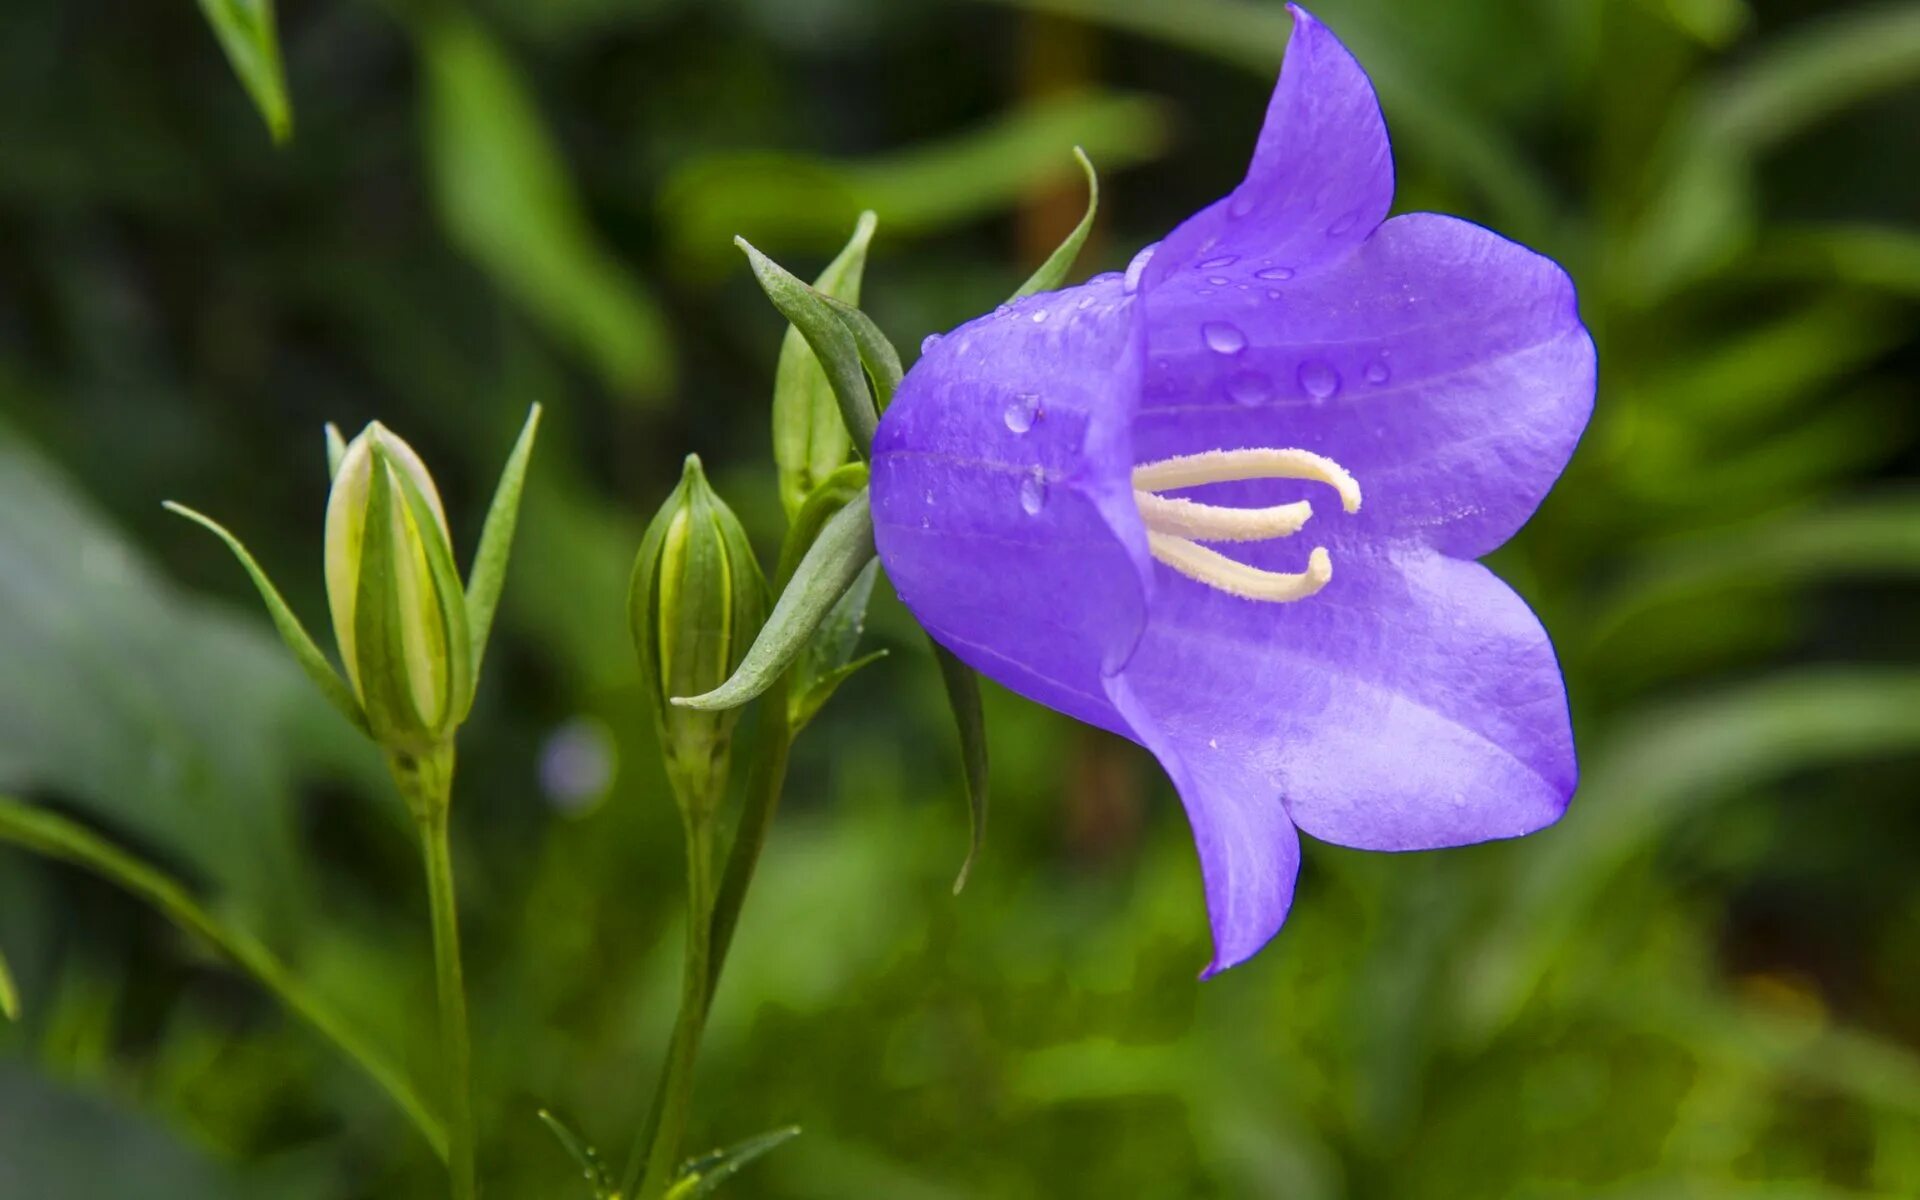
[1011,147,1099,299]
[464,404,542,676]
[932,643,990,893]
[789,558,883,731]
[195,0,292,144]
[419,12,672,400]
[737,238,878,455]
[536,1108,612,1196]
[162,502,368,735]
[774,214,877,519]
[0,943,18,1021]
[324,424,348,479]
[779,463,870,584]
[665,1126,802,1199]
[673,491,874,712]
[379,443,475,729]
[820,296,904,412]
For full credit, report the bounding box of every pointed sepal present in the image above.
[1010,147,1098,300]
[932,643,990,893]
[464,403,542,678]
[738,237,879,456]
[773,213,876,518]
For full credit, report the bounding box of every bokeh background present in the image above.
[3,0,1919,1196]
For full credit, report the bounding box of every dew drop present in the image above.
[1198,254,1239,270]
[1207,276,1231,286]
[1266,290,1285,301]
[1229,194,1255,219]
[1123,244,1158,294]
[1298,359,1341,401]
[920,333,943,354]
[1019,470,1048,515]
[1003,393,1041,433]
[1363,359,1391,385]
[1255,266,1295,281]
[1327,211,1360,237]
[1226,370,1273,406]
[1030,308,1049,323]
[1201,321,1247,355]
[994,302,1012,316]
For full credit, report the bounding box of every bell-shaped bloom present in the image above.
[870,5,1596,973]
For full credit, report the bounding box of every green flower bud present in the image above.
[325,423,473,751]
[629,456,768,806]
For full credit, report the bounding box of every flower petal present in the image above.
[1114,544,1574,876]
[1106,671,1302,976]
[1143,4,1394,288]
[1136,212,1595,559]
[871,276,1152,735]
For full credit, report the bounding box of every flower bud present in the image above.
[629,456,768,806]
[325,423,473,751]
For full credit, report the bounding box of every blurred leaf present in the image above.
[971,0,1556,235]
[536,1108,614,1197]
[1640,0,1752,47]
[931,644,989,894]
[194,0,292,143]
[774,214,876,520]
[1011,147,1098,300]
[665,1125,801,1198]
[1459,671,1920,1039]
[738,238,879,454]
[419,12,672,401]
[464,403,543,678]
[1752,224,1920,298]
[790,558,882,732]
[676,491,874,712]
[664,92,1169,266]
[0,427,346,924]
[0,941,16,1020]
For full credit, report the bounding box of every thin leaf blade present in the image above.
[465,404,543,676]
[1011,147,1099,299]
[666,1126,802,1199]
[738,238,878,455]
[195,0,292,143]
[932,643,990,893]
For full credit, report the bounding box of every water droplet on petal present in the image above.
[1207,276,1231,286]
[1327,211,1360,237]
[1123,244,1158,294]
[1030,308,1049,323]
[1229,194,1255,218]
[1266,290,1285,301]
[1363,359,1391,385]
[1019,470,1048,515]
[1226,371,1272,406]
[1078,295,1097,310]
[1003,393,1041,433]
[1198,255,1239,270]
[994,302,1012,316]
[1255,266,1295,281]
[1298,359,1341,401]
[921,333,943,354]
[1201,321,1247,355]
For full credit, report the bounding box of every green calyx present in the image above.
[630,456,770,807]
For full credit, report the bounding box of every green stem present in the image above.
[631,805,718,1200]
[390,746,477,1200]
[0,794,448,1158]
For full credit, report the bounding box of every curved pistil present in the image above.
[1132,447,1362,603]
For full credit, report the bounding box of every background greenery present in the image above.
[2,0,1918,1195]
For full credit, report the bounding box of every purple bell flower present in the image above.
[870,5,1596,973]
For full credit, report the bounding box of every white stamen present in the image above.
[1135,492,1312,542]
[1131,447,1361,514]
[1146,533,1333,602]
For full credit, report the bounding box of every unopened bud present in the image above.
[629,456,767,806]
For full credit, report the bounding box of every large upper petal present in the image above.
[871,276,1151,736]
[1143,4,1394,288]
[1110,546,1576,970]
[1136,212,1595,560]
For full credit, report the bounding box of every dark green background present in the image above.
[1,0,1918,1196]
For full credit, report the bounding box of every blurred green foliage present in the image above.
[2,0,1919,1196]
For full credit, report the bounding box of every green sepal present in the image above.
[779,463,869,583]
[536,1108,614,1198]
[162,502,369,735]
[195,0,293,144]
[773,213,877,519]
[0,942,18,1021]
[664,1126,802,1199]
[821,296,904,412]
[674,490,874,712]
[381,442,476,729]
[465,403,542,678]
[352,452,425,747]
[1010,147,1099,300]
[932,643,990,893]
[325,423,348,479]
[737,237,878,457]
[789,558,885,732]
